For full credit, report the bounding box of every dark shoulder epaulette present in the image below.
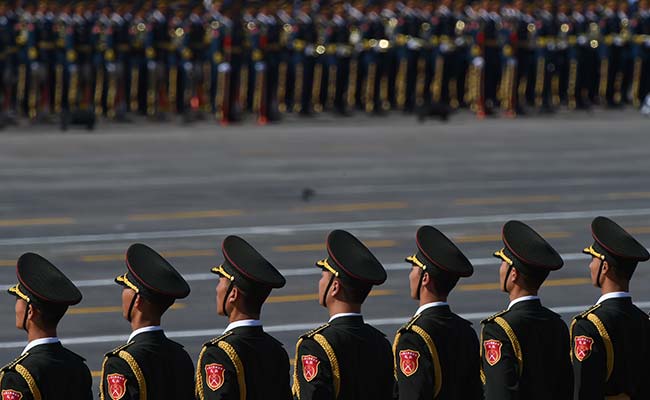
[0,353,29,372]
[105,342,134,357]
[204,331,234,347]
[398,314,422,333]
[481,309,509,324]
[300,323,330,339]
[573,304,601,320]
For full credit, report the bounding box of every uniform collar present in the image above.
[596,291,631,305]
[224,319,262,333]
[414,301,449,316]
[328,312,362,322]
[128,325,163,343]
[22,337,59,355]
[508,295,540,310]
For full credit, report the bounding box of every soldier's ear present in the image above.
[329,279,341,297]
[229,286,239,303]
[601,260,610,276]
[421,271,431,286]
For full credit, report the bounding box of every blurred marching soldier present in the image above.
[167,5,185,116]
[14,1,36,118]
[93,4,116,118]
[195,236,292,400]
[584,1,602,105]
[225,0,245,123]
[128,4,149,115]
[100,243,194,400]
[54,3,72,116]
[348,0,366,111]
[292,230,394,400]
[433,0,457,109]
[482,221,572,400]
[635,0,650,106]
[309,5,327,113]
[572,217,650,400]
[35,0,57,118]
[535,0,557,113]
[452,0,471,109]
[600,0,626,107]
[176,3,210,120]
[62,1,96,130]
[555,2,572,107]
[513,0,538,113]
[381,0,398,109]
[242,2,258,113]
[362,0,389,115]
[146,0,171,118]
[2,2,20,121]
[1,253,92,399]
[257,0,283,123]
[327,0,352,115]
[394,0,421,113]
[464,1,485,116]
[110,3,132,119]
[292,0,317,115]
[276,0,294,114]
[619,1,634,105]
[206,1,226,120]
[0,3,13,122]
[393,226,483,400]
[480,0,503,116]
[498,3,517,117]
[571,0,595,109]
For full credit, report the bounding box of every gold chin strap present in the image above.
[8,285,31,303]
[494,248,514,266]
[405,254,427,271]
[316,259,339,277]
[211,265,235,281]
[116,274,140,293]
[583,246,606,260]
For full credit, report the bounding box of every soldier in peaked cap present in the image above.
[0,253,92,400]
[99,243,194,400]
[292,229,394,400]
[196,235,292,400]
[482,220,572,400]
[571,216,650,400]
[393,226,483,400]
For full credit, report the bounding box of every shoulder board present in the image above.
[574,304,601,320]
[105,342,133,357]
[481,309,509,324]
[300,323,330,339]
[0,353,29,372]
[398,314,422,333]
[205,331,234,347]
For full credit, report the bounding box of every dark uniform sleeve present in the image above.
[462,328,485,400]
[481,322,518,400]
[293,337,334,400]
[394,330,434,400]
[196,344,240,400]
[0,370,35,400]
[101,355,140,400]
[571,318,606,400]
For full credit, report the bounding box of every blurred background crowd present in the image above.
[0,0,649,128]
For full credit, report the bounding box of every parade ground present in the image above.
[0,110,648,390]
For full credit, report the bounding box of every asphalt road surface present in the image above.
[0,110,649,393]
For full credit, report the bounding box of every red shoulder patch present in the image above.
[205,363,226,391]
[2,390,23,400]
[574,336,594,362]
[301,354,320,382]
[106,373,127,400]
[399,349,420,377]
[484,339,502,366]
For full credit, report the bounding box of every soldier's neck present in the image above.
[418,290,447,307]
[228,308,260,323]
[327,300,362,318]
[508,286,538,302]
[27,325,57,342]
[599,278,629,295]
[130,315,161,332]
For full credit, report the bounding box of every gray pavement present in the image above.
[0,110,649,392]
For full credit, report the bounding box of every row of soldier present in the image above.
[1,0,650,127]
[1,216,648,399]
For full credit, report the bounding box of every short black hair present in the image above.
[429,272,460,297]
[339,280,372,304]
[237,285,271,316]
[517,269,549,291]
[34,304,68,329]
